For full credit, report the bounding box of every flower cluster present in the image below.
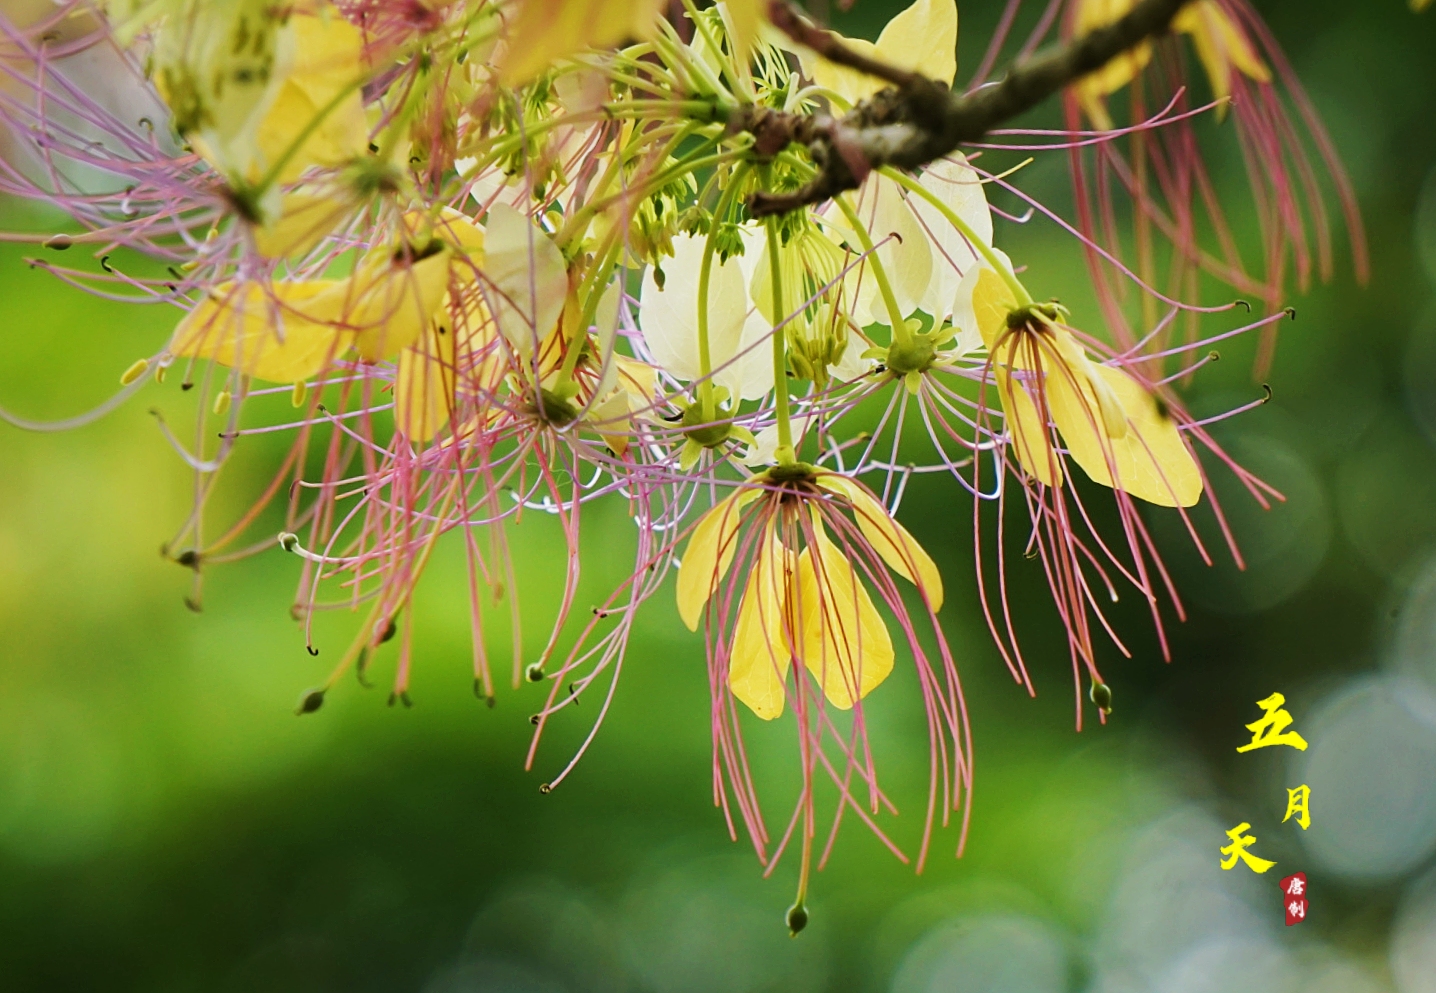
[0,0,1354,917]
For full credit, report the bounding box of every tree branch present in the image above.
[745,0,1188,216]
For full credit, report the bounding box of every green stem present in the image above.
[764,215,797,466]
[696,164,748,419]
[832,194,911,346]
[678,0,745,99]
[651,18,729,99]
[556,139,733,253]
[879,166,1034,307]
[553,234,624,389]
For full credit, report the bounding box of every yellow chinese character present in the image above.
[1283,785,1312,829]
[1236,692,1308,753]
[1220,823,1277,873]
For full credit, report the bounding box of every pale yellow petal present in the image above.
[676,489,753,630]
[964,266,1018,352]
[808,37,886,107]
[251,190,354,259]
[816,473,944,609]
[795,525,894,710]
[498,0,666,86]
[1047,361,1202,507]
[996,364,1062,488]
[854,173,932,321]
[170,279,352,383]
[808,0,956,106]
[874,0,958,87]
[1070,0,1151,128]
[256,12,369,185]
[1174,0,1269,111]
[394,290,499,443]
[729,532,793,720]
[720,0,766,62]
[340,248,453,361]
[484,204,569,356]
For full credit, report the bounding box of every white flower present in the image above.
[638,232,774,402]
[834,154,992,328]
[483,204,568,355]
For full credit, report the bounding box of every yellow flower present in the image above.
[169,279,356,384]
[795,0,958,107]
[676,471,943,719]
[955,261,1202,508]
[394,209,497,442]
[1073,0,1269,129]
[172,215,465,388]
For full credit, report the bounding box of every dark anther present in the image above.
[526,663,545,682]
[387,691,414,708]
[1090,681,1113,715]
[43,234,72,251]
[530,714,541,725]
[175,549,200,569]
[1283,307,1297,320]
[1233,299,1251,312]
[380,618,398,643]
[296,689,325,715]
[786,902,809,937]
[181,381,194,391]
[538,783,553,794]
[1260,383,1273,403]
[100,255,114,273]
[183,595,203,613]
[306,645,319,657]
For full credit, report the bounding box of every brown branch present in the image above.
[746,0,1189,216]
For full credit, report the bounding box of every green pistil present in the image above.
[885,332,938,377]
[681,402,733,448]
[765,461,817,485]
[537,388,580,426]
[1006,301,1066,329]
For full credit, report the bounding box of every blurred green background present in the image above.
[4,1,1436,990]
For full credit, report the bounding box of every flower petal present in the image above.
[170,279,351,383]
[729,531,793,720]
[1047,361,1203,507]
[795,522,895,710]
[953,261,1017,352]
[996,363,1062,488]
[874,0,958,88]
[639,233,757,396]
[498,0,665,86]
[484,204,569,356]
[912,155,991,322]
[344,247,453,361]
[676,488,758,630]
[816,473,944,609]
[802,0,957,106]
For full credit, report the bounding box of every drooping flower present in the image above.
[1072,0,1270,130]
[672,464,967,902]
[954,258,1202,508]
